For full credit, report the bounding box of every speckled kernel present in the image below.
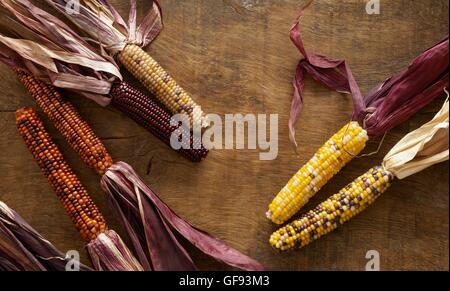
[270,166,393,251]
[267,122,369,224]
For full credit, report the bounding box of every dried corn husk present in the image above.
[288,1,449,148]
[0,0,121,106]
[101,162,265,271]
[86,230,143,271]
[383,100,449,179]
[0,201,92,271]
[45,0,162,54]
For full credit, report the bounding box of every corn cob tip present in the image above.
[265,210,281,225]
[15,107,32,122]
[109,81,209,161]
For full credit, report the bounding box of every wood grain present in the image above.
[0,0,448,271]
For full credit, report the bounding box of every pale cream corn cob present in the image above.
[43,0,206,127]
[118,44,205,127]
[267,122,369,224]
[270,166,393,251]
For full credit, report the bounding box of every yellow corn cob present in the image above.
[118,44,205,126]
[267,122,369,224]
[270,166,393,251]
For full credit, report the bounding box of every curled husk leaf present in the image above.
[383,99,449,179]
[288,1,449,148]
[100,162,264,271]
[45,0,163,54]
[0,0,122,106]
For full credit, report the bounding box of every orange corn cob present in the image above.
[15,71,113,176]
[16,108,107,242]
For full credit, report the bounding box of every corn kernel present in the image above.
[267,122,369,224]
[16,108,108,243]
[269,166,393,251]
[118,44,206,127]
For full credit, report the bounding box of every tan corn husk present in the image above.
[0,0,122,106]
[383,99,449,179]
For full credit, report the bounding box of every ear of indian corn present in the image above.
[270,166,393,251]
[16,107,107,243]
[15,71,113,176]
[110,81,208,161]
[117,44,206,127]
[267,122,369,224]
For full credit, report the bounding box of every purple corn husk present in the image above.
[0,0,209,162]
[288,2,449,148]
[86,230,143,271]
[45,0,163,53]
[100,162,265,271]
[0,201,92,271]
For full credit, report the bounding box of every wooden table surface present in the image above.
[0,0,448,271]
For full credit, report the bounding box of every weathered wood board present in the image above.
[0,0,448,270]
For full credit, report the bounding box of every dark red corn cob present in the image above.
[110,81,209,162]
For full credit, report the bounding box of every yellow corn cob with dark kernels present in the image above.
[16,108,108,243]
[118,44,206,127]
[267,122,369,224]
[15,71,113,176]
[270,166,393,251]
